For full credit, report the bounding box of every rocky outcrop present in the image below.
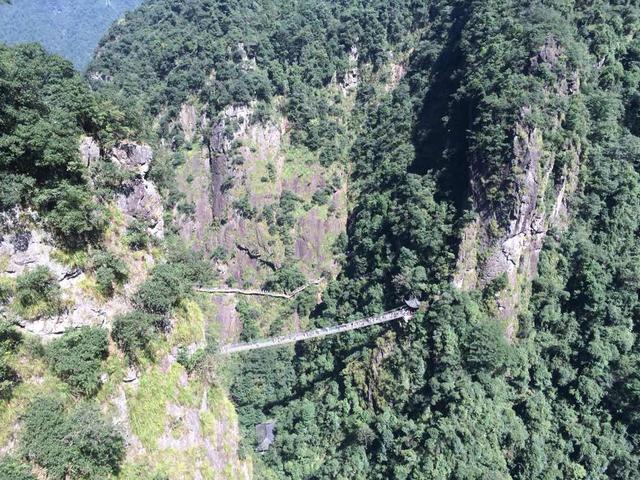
[111,141,154,177]
[0,221,135,338]
[453,38,581,330]
[341,45,359,93]
[79,136,100,166]
[176,104,347,283]
[113,141,165,239]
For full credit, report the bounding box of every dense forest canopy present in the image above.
[0,43,138,246]
[0,0,639,478]
[0,0,142,68]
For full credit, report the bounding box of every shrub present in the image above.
[20,396,125,479]
[36,184,105,248]
[0,277,13,305]
[276,190,302,228]
[124,219,151,251]
[0,321,23,400]
[89,251,128,297]
[0,456,36,480]
[176,346,205,373]
[134,264,189,316]
[0,320,22,353]
[111,311,158,363]
[232,195,256,219]
[14,267,62,318]
[47,327,108,396]
[0,359,19,401]
[264,264,306,292]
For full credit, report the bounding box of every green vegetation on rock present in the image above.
[20,396,125,479]
[46,327,109,396]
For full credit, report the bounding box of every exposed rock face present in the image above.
[0,223,134,338]
[113,141,165,239]
[453,38,581,329]
[117,180,164,238]
[176,104,347,286]
[79,136,100,166]
[341,45,359,93]
[111,141,154,177]
[180,103,197,143]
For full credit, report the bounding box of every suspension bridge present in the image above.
[219,301,420,354]
[198,282,420,354]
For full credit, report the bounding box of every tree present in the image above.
[133,264,189,316]
[47,327,108,396]
[111,311,158,363]
[20,396,125,479]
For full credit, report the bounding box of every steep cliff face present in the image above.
[0,138,250,480]
[0,141,160,338]
[453,38,582,331]
[172,102,349,344]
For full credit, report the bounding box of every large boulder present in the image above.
[111,141,154,177]
[79,136,100,166]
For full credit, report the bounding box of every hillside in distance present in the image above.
[0,0,142,68]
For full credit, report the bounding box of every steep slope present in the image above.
[1,0,639,479]
[90,0,640,478]
[0,0,143,68]
[0,43,251,479]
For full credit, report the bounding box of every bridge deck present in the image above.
[220,307,413,354]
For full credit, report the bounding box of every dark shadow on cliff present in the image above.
[409,2,471,215]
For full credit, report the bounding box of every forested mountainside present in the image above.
[0,0,142,68]
[1,0,639,479]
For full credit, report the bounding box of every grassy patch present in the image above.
[0,254,10,272]
[0,276,14,304]
[171,299,205,347]
[127,359,202,449]
[0,342,69,448]
[50,248,88,270]
[96,353,127,403]
[127,364,181,448]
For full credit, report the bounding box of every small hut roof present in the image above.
[404,297,421,309]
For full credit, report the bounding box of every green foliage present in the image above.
[2,0,640,478]
[0,359,18,401]
[134,247,213,318]
[0,0,142,68]
[111,311,158,363]
[176,346,205,373]
[14,266,62,319]
[46,327,109,396]
[276,190,302,229]
[0,320,22,400]
[0,456,36,480]
[88,250,128,297]
[183,1,640,478]
[236,298,260,342]
[133,264,189,317]
[263,264,306,293]
[0,43,137,246]
[232,195,256,219]
[20,396,125,479]
[89,0,427,145]
[124,219,151,251]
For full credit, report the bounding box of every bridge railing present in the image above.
[220,307,413,354]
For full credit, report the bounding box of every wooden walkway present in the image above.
[196,280,321,300]
[220,307,413,354]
